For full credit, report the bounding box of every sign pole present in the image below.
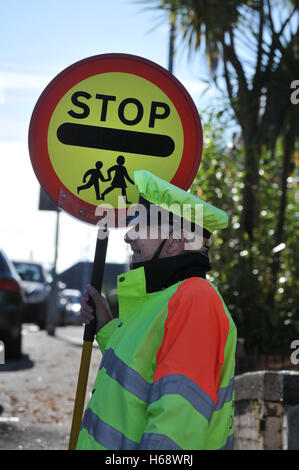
[68,228,109,450]
[47,209,60,336]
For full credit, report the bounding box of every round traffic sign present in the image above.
[29,53,203,225]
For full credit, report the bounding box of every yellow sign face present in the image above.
[29,54,203,226]
[48,72,184,208]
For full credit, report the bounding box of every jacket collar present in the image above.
[116,252,211,321]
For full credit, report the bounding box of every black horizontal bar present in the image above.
[57,123,175,157]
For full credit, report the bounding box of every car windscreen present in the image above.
[13,263,44,282]
[66,295,81,303]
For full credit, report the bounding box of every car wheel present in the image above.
[6,332,22,359]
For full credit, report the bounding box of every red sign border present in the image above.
[28,53,203,225]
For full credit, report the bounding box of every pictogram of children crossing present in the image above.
[77,156,135,203]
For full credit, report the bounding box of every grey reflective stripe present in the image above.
[151,374,215,422]
[81,407,138,450]
[218,433,234,450]
[100,349,215,420]
[100,348,233,421]
[99,348,151,402]
[215,378,234,410]
[139,433,182,450]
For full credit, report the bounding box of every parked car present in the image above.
[12,261,52,330]
[60,288,82,326]
[0,250,25,359]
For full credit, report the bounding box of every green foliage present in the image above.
[191,111,299,354]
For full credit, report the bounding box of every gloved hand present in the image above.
[80,284,113,333]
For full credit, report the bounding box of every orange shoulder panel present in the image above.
[154,277,230,404]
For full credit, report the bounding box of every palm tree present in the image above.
[141,0,298,242]
[262,26,299,307]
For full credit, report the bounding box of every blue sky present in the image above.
[0,0,219,273]
[0,0,212,142]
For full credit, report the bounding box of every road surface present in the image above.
[0,324,101,450]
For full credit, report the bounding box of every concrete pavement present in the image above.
[0,324,101,450]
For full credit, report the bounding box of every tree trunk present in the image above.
[267,126,294,307]
[239,115,262,241]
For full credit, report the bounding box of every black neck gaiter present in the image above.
[131,251,212,293]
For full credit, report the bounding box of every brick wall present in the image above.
[234,371,299,450]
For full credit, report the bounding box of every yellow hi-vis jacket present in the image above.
[76,255,236,450]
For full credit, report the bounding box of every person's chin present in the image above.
[131,254,140,265]
[131,253,145,266]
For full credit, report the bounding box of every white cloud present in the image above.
[0,71,52,104]
[0,71,52,90]
[181,79,209,95]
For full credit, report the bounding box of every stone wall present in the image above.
[234,371,299,450]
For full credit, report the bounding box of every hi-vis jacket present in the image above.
[76,256,237,450]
